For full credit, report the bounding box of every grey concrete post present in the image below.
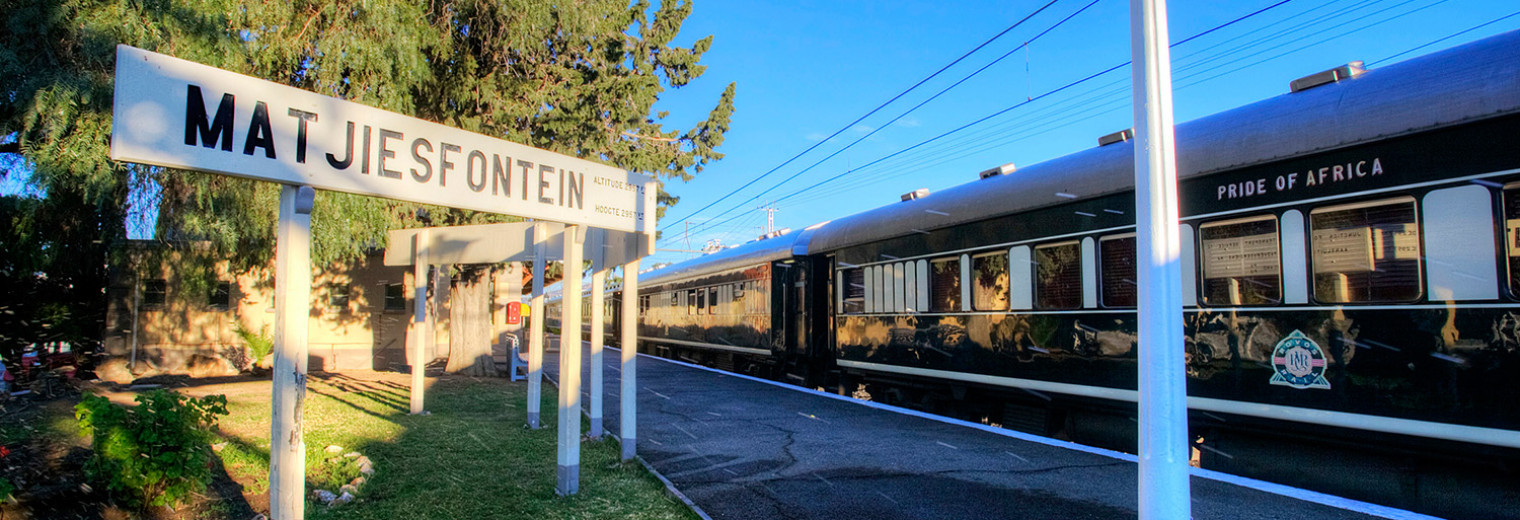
[558,225,585,495]
[270,185,313,520]
[527,223,547,429]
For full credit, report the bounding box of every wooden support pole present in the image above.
[557,225,585,495]
[619,259,640,461]
[527,223,547,429]
[270,185,313,520]
[410,230,430,415]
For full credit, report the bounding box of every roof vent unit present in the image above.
[758,228,792,240]
[900,188,930,202]
[1098,128,1134,147]
[979,163,1016,180]
[1289,61,1364,93]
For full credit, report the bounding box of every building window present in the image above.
[1100,234,1137,308]
[1034,241,1082,310]
[1310,197,1422,303]
[930,257,961,312]
[328,284,351,310]
[1200,215,1281,305]
[971,252,1009,311]
[208,281,232,309]
[384,283,406,311]
[142,279,167,308]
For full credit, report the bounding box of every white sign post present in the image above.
[410,230,431,415]
[557,225,586,495]
[1132,0,1192,518]
[269,185,313,520]
[529,224,549,429]
[110,44,657,511]
[619,259,640,461]
[589,252,607,440]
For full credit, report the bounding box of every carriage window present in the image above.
[930,257,961,312]
[972,252,1009,311]
[1503,185,1520,296]
[708,287,718,314]
[1310,197,1421,303]
[1100,234,1137,308]
[1200,215,1281,305]
[687,290,697,314]
[842,268,865,313]
[1035,241,1082,309]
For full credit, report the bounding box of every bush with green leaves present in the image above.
[0,475,14,504]
[74,390,229,509]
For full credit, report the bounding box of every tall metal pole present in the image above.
[619,258,640,461]
[410,230,430,415]
[589,250,607,439]
[558,224,585,495]
[1132,0,1191,518]
[270,185,313,520]
[527,223,547,429]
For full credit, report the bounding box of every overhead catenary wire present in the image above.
[804,0,1452,201]
[663,0,1108,237]
[680,0,1304,237]
[657,0,1067,235]
[780,0,1461,208]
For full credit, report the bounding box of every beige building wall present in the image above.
[102,245,523,378]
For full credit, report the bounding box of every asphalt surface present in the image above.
[544,343,1431,520]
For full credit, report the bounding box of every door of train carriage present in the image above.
[773,257,834,388]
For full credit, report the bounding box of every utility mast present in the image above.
[758,202,778,236]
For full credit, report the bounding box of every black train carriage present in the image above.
[635,229,834,382]
[628,30,1520,517]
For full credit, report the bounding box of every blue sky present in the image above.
[643,0,1520,267]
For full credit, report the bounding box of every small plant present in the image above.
[74,390,229,509]
[0,475,14,504]
[233,321,274,369]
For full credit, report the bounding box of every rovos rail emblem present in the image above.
[1270,330,1331,390]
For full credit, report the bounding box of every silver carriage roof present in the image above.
[639,228,812,287]
[801,29,1520,255]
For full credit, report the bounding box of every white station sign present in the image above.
[110,45,656,232]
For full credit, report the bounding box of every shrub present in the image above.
[74,390,229,509]
[0,475,14,503]
[233,321,274,369]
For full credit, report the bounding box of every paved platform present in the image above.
[545,344,1435,520]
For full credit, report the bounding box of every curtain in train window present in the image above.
[1199,215,1282,305]
[1503,184,1520,296]
[930,257,961,312]
[1309,197,1421,303]
[1100,234,1138,308]
[1034,241,1082,309]
[972,252,1009,311]
[841,268,865,313]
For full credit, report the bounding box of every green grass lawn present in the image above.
[210,372,697,520]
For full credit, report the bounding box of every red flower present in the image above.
[0,446,10,457]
